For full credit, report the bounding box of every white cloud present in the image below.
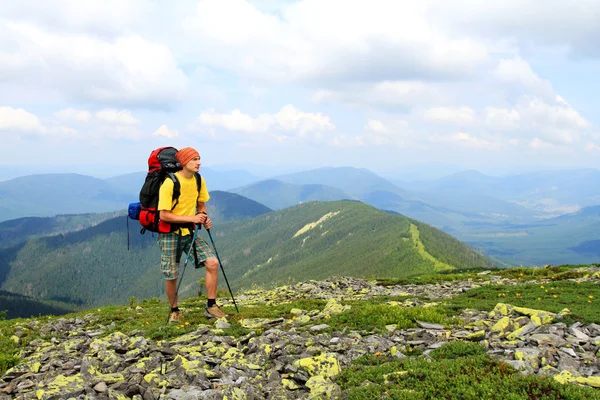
[0,21,188,106]
[484,107,521,130]
[96,109,139,125]
[422,106,476,125]
[355,118,417,147]
[153,124,179,139]
[0,107,45,133]
[1,0,152,37]
[529,137,554,149]
[585,142,600,152]
[429,0,600,57]
[429,132,501,150]
[493,57,554,98]
[313,81,445,109]
[54,108,92,123]
[199,109,273,133]
[273,105,334,136]
[521,96,590,144]
[182,0,488,83]
[194,105,335,140]
[0,107,83,138]
[364,120,388,134]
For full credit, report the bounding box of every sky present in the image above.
[1,0,600,180]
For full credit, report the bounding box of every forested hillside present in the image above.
[0,201,496,309]
[0,290,78,319]
[0,211,123,249]
[0,190,273,310]
[210,201,497,288]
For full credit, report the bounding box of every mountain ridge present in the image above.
[0,200,495,308]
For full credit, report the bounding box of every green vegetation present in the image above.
[206,190,272,222]
[338,345,599,399]
[0,200,496,309]
[0,291,79,319]
[3,264,600,398]
[446,280,600,324]
[326,302,448,332]
[408,223,454,272]
[213,201,496,289]
[0,211,123,249]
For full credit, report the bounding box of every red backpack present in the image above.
[128,146,201,234]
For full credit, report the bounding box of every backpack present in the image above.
[128,146,202,236]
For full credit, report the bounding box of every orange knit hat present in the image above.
[176,147,199,166]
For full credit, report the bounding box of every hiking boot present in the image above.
[169,311,182,323]
[204,305,228,319]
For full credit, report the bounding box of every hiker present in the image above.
[157,147,228,322]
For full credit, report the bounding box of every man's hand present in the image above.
[191,213,207,224]
[194,211,212,229]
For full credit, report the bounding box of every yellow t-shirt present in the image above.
[157,172,209,236]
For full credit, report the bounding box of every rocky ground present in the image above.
[2,269,600,399]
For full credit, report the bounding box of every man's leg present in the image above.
[204,256,228,319]
[158,232,182,321]
[204,257,219,299]
[166,278,178,308]
[193,236,227,318]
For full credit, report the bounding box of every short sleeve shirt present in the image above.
[158,172,209,235]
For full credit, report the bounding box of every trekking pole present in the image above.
[207,229,239,313]
[166,225,200,324]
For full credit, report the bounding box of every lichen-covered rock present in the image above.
[4,271,600,399]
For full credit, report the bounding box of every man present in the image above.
[157,147,228,322]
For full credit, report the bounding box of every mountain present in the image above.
[0,191,269,250]
[267,167,523,230]
[212,201,496,289]
[205,190,273,221]
[0,169,266,223]
[104,167,262,198]
[0,290,78,319]
[229,179,354,210]
[274,167,409,198]
[402,168,600,213]
[0,200,496,308]
[0,211,123,250]
[0,173,131,222]
[361,190,464,230]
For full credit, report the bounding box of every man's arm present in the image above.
[159,210,207,225]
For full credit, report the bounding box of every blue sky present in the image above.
[1,0,599,179]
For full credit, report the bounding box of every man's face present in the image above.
[185,156,201,172]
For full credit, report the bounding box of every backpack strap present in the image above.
[194,173,202,202]
[167,172,181,210]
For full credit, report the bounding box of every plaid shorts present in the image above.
[157,232,215,280]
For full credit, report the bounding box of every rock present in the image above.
[415,321,444,330]
[5,271,600,398]
[93,382,108,392]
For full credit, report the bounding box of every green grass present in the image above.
[338,342,600,400]
[3,264,600,398]
[375,271,486,286]
[0,322,19,373]
[326,302,449,332]
[0,317,44,374]
[445,281,600,324]
[496,265,592,281]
